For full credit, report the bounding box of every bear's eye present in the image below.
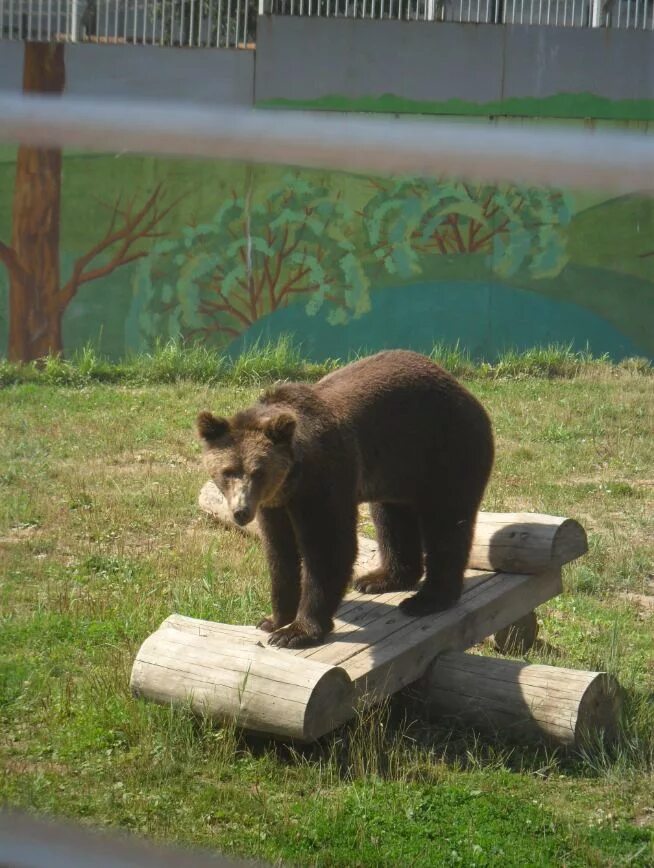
[250,467,264,482]
[222,468,239,480]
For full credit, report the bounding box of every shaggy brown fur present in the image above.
[198,350,494,648]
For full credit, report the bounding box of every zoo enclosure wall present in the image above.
[0,15,652,365]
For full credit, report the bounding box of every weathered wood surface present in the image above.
[132,566,563,739]
[418,652,623,746]
[128,483,592,742]
[130,620,353,741]
[198,481,587,575]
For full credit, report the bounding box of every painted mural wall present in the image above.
[1,137,653,362]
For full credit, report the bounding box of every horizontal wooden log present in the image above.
[417,652,623,746]
[130,619,354,741]
[470,513,588,573]
[199,481,587,575]
[135,485,580,742]
[155,567,562,731]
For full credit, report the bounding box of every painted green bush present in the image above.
[132,173,572,349]
[132,175,370,345]
[364,178,571,280]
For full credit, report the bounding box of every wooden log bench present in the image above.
[130,482,621,745]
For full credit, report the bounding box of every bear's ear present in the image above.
[197,411,230,444]
[263,412,296,445]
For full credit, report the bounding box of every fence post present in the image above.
[70,0,78,40]
[590,0,603,25]
[426,0,436,19]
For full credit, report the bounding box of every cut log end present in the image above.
[304,667,355,742]
[552,518,589,567]
[575,672,623,746]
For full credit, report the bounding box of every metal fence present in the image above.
[0,0,652,46]
[0,0,258,45]
[268,0,653,28]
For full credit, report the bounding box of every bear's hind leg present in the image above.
[354,503,423,594]
[399,499,475,617]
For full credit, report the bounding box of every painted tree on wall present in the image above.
[363,178,572,280]
[0,43,177,362]
[133,176,369,345]
[131,172,576,352]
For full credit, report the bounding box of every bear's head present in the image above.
[197,409,297,526]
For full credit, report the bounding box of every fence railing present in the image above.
[0,0,257,45]
[268,0,653,28]
[0,0,651,46]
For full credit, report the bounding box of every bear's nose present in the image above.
[233,507,252,526]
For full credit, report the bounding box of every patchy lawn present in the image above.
[1,365,653,866]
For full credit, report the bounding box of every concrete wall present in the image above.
[255,18,654,119]
[0,41,25,91]
[2,22,652,117]
[0,43,255,106]
[502,25,654,102]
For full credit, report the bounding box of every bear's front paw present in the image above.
[268,620,325,649]
[257,616,276,633]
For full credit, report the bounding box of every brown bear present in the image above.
[198,349,494,649]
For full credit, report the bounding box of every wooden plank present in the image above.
[295,573,494,668]
[346,569,563,703]
[166,573,493,670]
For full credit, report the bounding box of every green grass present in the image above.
[1,337,650,388]
[0,336,340,388]
[1,355,653,865]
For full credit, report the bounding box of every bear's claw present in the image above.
[268,621,325,649]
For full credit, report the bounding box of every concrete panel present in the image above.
[0,41,25,92]
[66,45,254,105]
[503,25,654,101]
[255,17,504,105]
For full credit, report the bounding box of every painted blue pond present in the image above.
[229,280,644,362]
